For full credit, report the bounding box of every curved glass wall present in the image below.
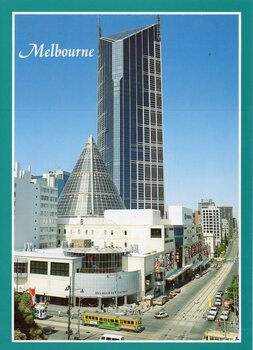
[64,250,123,273]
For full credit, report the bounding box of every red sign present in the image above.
[30,288,36,306]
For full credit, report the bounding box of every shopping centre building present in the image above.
[14,137,207,307]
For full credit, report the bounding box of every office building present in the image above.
[14,162,58,250]
[218,206,233,230]
[201,206,221,255]
[42,170,70,197]
[198,198,215,212]
[97,18,164,216]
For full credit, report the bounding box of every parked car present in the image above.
[167,293,174,299]
[210,306,219,314]
[169,291,178,297]
[220,311,230,321]
[174,288,181,294]
[153,296,168,305]
[216,290,224,295]
[207,311,217,321]
[154,311,169,319]
[195,274,200,279]
[212,303,220,310]
[214,298,222,306]
[215,292,223,299]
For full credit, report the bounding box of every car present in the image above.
[207,311,217,321]
[220,311,230,321]
[195,274,200,279]
[214,298,222,306]
[210,306,219,314]
[212,303,220,310]
[154,311,169,319]
[216,290,224,295]
[167,293,174,299]
[174,288,181,294]
[170,291,177,297]
[215,292,223,299]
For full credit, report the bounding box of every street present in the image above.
[36,236,239,341]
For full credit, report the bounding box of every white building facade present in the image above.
[14,162,58,250]
[161,206,208,283]
[201,206,222,256]
[14,209,177,305]
[14,163,40,250]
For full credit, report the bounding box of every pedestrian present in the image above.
[58,311,61,317]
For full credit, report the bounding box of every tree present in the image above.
[226,274,239,304]
[14,292,48,340]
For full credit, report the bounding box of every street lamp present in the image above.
[75,289,84,340]
[65,277,72,340]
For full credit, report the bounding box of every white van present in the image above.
[99,333,124,341]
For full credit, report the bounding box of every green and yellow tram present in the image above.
[82,312,142,332]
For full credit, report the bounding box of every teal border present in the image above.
[0,0,252,349]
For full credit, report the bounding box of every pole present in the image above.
[77,308,81,340]
[115,270,118,312]
[16,258,19,292]
[223,307,227,339]
[67,277,71,340]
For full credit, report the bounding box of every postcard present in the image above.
[0,1,252,350]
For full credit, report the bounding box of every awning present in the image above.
[201,258,210,266]
[166,264,192,281]
[183,263,193,271]
[191,260,203,271]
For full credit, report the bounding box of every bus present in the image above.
[82,311,142,332]
[203,330,239,341]
[33,302,48,319]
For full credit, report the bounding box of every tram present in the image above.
[82,311,142,332]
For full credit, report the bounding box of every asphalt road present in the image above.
[37,236,239,341]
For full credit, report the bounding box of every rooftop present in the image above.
[101,24,155,42]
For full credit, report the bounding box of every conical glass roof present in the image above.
[58,136,125,217]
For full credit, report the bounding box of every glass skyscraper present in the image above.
[97,18,164,216]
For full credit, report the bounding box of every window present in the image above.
[151,228,162,238]
[30,261,47,275]
[51,262,69,276]
[14,262,28,274]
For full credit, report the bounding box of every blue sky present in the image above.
[14,14,239,216]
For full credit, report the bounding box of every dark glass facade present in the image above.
[98,22,165,216]
[64,250,123,273]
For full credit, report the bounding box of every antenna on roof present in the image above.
[98,16,102,38]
